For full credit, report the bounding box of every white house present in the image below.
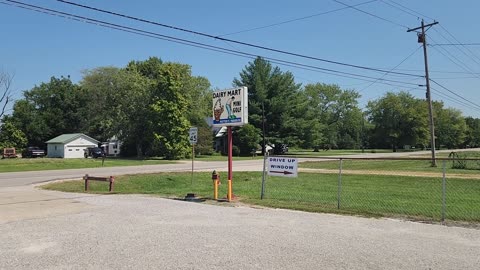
[46,133,99,158]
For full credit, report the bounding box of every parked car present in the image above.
[273,144,289,155]
[84,147,105,158]
[2,148,17,159]
[22,146,46,158]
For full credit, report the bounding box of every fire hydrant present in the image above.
[212,170,220,200]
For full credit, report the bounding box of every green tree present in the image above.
[283,83,362,149]
[150,63,192,159]
[367,92,429,150]
[10,76,87,147]
[464,117,480,148]
[233,57,301,147]
[0,119,27,150]
[81,66,154,157]
[433,103,466,149]
[234,124,261,156]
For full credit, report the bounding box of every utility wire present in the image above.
[430,79,480,110]
[379,0,420,19]
[433,28,480,67]
[218,0,379,37]
[431,87,480,113]
[359,45,422,93]
[50,0,422,78]
[431,43,480,46]
[1,0,422,89]
[429,35,480,79]
[332,0,409,29]
[383,0,435,21]
[438,24,480,64]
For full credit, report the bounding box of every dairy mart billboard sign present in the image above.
[212,87,248,127]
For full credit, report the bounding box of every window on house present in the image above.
[55,146,57,150]
[68,149,72,151]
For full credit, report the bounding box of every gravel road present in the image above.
[1,189,480,270]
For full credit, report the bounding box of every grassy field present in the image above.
[42,171,480,222]
[301,158,480,174]
[0,158,174,173]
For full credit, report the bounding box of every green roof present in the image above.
[46,133,99,144]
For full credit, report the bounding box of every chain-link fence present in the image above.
[261,156,480,224]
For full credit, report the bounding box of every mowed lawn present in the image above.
[0,158,174,173]
[301,159,480,175]
[43,171,480,222]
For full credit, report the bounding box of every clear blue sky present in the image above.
[2,0,480,117]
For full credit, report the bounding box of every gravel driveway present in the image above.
[1,187,479,270]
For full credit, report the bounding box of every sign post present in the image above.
[212,87,248,201]
[189,127,198,185]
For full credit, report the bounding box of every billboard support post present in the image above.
[212,87,248,202]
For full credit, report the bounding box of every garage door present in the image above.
[66,146,87,158]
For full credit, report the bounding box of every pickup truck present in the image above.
[22,146,46,158]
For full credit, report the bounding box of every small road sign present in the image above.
[189,127,198,145]
[267,157,298,177]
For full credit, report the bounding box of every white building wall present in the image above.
[63,136,98,159]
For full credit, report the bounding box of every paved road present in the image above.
[0,160,263,188]
[2,148,477,187]
[1,188,479,269]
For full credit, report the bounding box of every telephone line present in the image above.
[50,0,422,78]
[332,0,409,29]
[430,79,480,110]
[218,0,378,37]
[1,0,421,89]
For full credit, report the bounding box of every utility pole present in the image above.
[408,20,439,167]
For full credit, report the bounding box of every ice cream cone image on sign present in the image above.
[214,98,224,121]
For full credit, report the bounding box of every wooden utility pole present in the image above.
[408,20,439,167]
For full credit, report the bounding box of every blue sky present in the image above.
[2,0,480,117]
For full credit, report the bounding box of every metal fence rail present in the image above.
[262,155,480,224]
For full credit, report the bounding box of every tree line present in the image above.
[1,57,479,158]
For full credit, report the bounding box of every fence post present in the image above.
[337,158,343,209]
[442,160,446,224]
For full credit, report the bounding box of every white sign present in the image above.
[212,86,248,127]
[268,157,298,177]
[189,127,198,144]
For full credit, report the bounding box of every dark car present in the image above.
[273,144,288,155]
[22,146,46,158]
[84,147,105,158]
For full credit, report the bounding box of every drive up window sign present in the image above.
[212,87,248,127]
[268,157,298,177]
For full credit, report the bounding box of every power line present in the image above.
[432,28,480,67]
[431,43,480,46]
[438,24,480,64]
[379,0,420,19]
[383,0,435,21]
[332,0,409,29]
[218,0,379,37]
[0,0,422,89]
[429,35,480,79]
[431,87,480,113]
[430,79,480,110]
[359,45,422,93]
[50,0,422,78]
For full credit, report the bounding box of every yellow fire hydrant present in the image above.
[212,170,220,200]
